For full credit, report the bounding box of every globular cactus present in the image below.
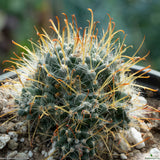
[3,8,155,160]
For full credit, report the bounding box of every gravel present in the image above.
[0,134,10,149]
[120,153,127,159]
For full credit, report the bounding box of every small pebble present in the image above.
[133,149,141,155]
[15,122,24,130]
[33,147,39,152]
[15,152,29,160]
[0,99,7,112]
[41,150,45,155]
[8,140,18,150]
[42,150,48,157]
[113,151,119,158]
[8,131,18,139]
[128,152,133,157]
[0,105,3,113]
[7,151,18,158]
[13,137,18,142]
[127,127,145,149]
[25,150,28,154]
[28,150,33,158]
[150,148,160,156]
[0,134,10,149]
[6,122,15,131]
[120,153,127,159]
[0,126,7,133]
[20,126,27,133]
[20,138,25,142]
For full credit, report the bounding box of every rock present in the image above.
[0,99,7,113]
[113,151,119,158]
[141,147,147,152]
[13,137,18,142]
[132,149,142,159]
[128,152,133,157]
[150,148,160,156]
[19,126,27,133]
[6,122,15,131]
[8,140,18,150]
[0,134,10,149]
[0,126,7,133]
[0,105,3,113]
[15,152,29,160]
[24,150,28,154]
[7,151,18,158]
[15,122,24,129]
[127,127,145,149]
[8,131,18,139]
[120,153,127,159]
[33,147,39,153]
[133,149,141,155]
[20,138,25,142]
[28,150,33,158]
[152,144,158,148]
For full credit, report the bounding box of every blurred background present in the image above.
[0,0,160,75]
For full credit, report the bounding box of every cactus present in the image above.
[2,9,156,160]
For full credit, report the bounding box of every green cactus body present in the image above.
[4,8,154,160]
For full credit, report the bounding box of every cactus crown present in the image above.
[2,8,155,160]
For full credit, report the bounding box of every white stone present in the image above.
[8,131,18,139]
[15,122,24,129]
[15,152,29,160]
[127,127,145,149]
[24,150,28,154]
[13,137,18,142]
[0,134,10,149]
[120,153,127,159]
[20,138,25,142]
[44,152,48,158]
[7,151,18,158]
[150,148,160,156]
[41,150,45,155]
[28,150,33,158]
